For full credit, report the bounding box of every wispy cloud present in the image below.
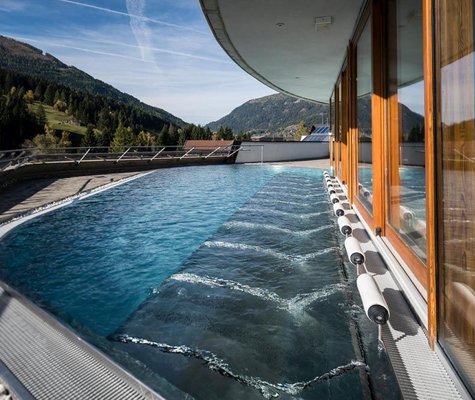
[12,35,154,63]
[57,0,207,34]
[11,31,231,65]
[3,0,276,124]
[0,0,27,12]
[126,0,154,63]
[79,36,232,64]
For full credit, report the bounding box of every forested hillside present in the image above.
[0,35,182,126]
[0,36,217,150]
[207,93,329,135]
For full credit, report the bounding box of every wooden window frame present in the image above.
[351,0,386,233]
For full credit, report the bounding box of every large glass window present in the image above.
[387,0,426,261]
[330,91,336,174]
[338,81,342,178]
[438,0,475,396]
[357,19,373,212]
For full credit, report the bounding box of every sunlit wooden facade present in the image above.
[329,0,475,395]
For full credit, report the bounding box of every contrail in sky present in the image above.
[11,36,154,63]
[126,0,154,62]
[9,34,231,64]
[57,0,208,34]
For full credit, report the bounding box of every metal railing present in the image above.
[0,144,242,173]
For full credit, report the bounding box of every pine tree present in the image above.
[81,124,96,147]
[109,122,135,152]
[35,104,47,126]
[44,84,55,105]
[158,124,170,146]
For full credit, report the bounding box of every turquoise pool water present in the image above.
[0,165,401,399]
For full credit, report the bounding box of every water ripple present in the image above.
[203,241,337,262]
[258,191,324,200]
[250,198,313,207]
[239,207,330,219]
[223,221,333,236]
[111,334,368,399]
[168,273,344,314]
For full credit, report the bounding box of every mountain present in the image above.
[206,93,329,134]
[0,35,184,127]
[207,92,425,142]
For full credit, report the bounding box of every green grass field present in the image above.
[28,101,88,146]
[30,101,87,136]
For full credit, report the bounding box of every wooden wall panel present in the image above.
[423,0,437,348]
[371,0,386,234]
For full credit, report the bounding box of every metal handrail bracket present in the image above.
[205,147,221,159]
[180,147,195,160]
[116,147,131,162]
[77,148,91,164]
[227,146,243,158]
[150,147,165,161]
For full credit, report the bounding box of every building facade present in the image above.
[201,0,475,396]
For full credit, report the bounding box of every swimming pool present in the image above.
[0,165,401,399]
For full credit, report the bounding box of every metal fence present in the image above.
[0,144,243,172]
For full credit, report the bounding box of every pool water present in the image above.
[0,165,401,399]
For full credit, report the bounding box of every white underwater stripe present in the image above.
[258,191,324,200]
[113,334,367,399]
[250,198,313,207]
[169,273,344,314]
[239,207,330,219]
[203,241,293,260]
[223,221,333,236]
[202,241,337,262]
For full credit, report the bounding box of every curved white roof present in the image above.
[200,0,365,104]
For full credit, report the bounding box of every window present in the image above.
[387,0,426,262]
[437,0,475,395]
[356,19,373,212]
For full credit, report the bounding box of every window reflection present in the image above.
[357,19,373,212]
[438,0,475,396]
[387,0,426,261]
[338,82,342,176]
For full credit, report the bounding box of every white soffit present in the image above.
[200,0,365,103]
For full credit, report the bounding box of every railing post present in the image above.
[150,147,165,161]
[77,148,91,164]
[180,147,195,160]
[205,146,221,158]
[116,147,131,162]
[226,146,243,158]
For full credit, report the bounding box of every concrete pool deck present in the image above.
[0,172,141,225]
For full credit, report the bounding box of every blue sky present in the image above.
[0,0,275,124]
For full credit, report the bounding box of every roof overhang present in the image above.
[200,0,365,104]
